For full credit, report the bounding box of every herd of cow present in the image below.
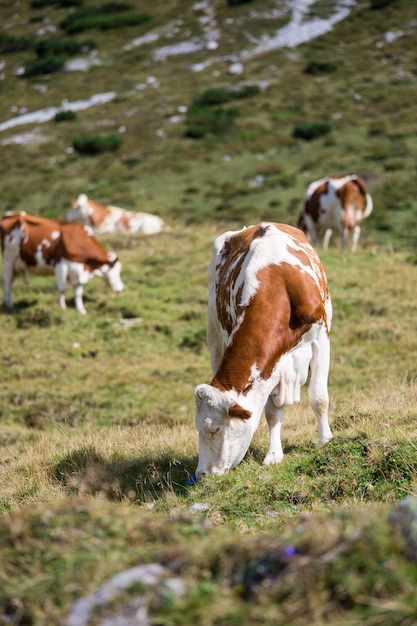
[0,193,166,315]
[0,175,373,478]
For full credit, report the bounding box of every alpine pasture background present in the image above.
[1,1,417,624]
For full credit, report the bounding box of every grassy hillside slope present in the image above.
[1,1,417,624]
[1,0,416,249]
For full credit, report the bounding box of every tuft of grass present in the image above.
[23,54,66,77]
[61,3,151,34]
[72,132,122,154]
[31,0,82,6]
[185,105,239,139]
[192,87,232,107]
[0,33,35,53]
[15,306,63,328]
[304,59,338,74]
[292,120,333,141]
[35,37,96,58]
[54,109,77,122]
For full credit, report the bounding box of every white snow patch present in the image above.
[241,0,357,58]
[123,32,159,52]
[1,128,47,146]
[0,92,116,133]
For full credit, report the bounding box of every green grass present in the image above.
[1,0,417,623]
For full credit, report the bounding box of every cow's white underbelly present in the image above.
[271,342,313,407]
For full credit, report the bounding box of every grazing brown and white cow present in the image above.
[193,222,332,478]
[0,212,124,314]
[67,194,166,235]
[297,175,373,252]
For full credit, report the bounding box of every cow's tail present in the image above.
[363,193,373,219]
[351,175,373,219]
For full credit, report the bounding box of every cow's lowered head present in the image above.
[94,251,124,293]
[194,383,255,478]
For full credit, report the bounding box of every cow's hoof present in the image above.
[263,453,284,465]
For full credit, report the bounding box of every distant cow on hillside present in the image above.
[0,212,124,314]
[67,194,166,235]
[193,222,332,478]
[297,175,373,251]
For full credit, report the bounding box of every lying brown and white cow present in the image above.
[193,222,332,478]
[0,212,124,314]
[297,175,373,251]
[67,194,166,235]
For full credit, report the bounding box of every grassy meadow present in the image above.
[1,0,417,623]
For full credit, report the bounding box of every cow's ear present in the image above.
[228,403,252,420]
[194,383,209,407]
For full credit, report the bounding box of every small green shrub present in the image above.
[370,0,397,8]
[35,37,96,57]
[65,12,150,33]
[193,88,231,107]
[304,60,338,75]
[55,110,77,122]
[61,3,150,34]
[31,0,83,7]
[73,132,122,155]
[227,0,254,5]
[185,125,207,140]
[233,84,261,99]
[23,54,66,77]
[185,106,239,139]
[0,33,35,54]
[292,121,332,141]
[193,85,260,108]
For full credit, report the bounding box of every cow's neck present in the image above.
[89,201,110,227]
[212,368,276,426]
[212,323,307,396]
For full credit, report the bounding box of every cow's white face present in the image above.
[194,384,255,478]
[99,258,124,292]
[67,195,92,224]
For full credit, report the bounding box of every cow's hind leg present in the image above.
[263,396,284,465]
[73,284,87,315]
[309,335,332,445]
[303,214,319,247]
[55,262,68,311]
[2,243,18,309]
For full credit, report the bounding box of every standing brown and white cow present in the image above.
[67,194,166,235]
[0,212,124,314]
[297,175,373,251]
[193,222,332,478]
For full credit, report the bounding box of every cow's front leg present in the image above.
[322,228,333,249]
[263,396,284,465]
[340,227,349,251]
[2,266,14,309]
[309,335,332,446]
